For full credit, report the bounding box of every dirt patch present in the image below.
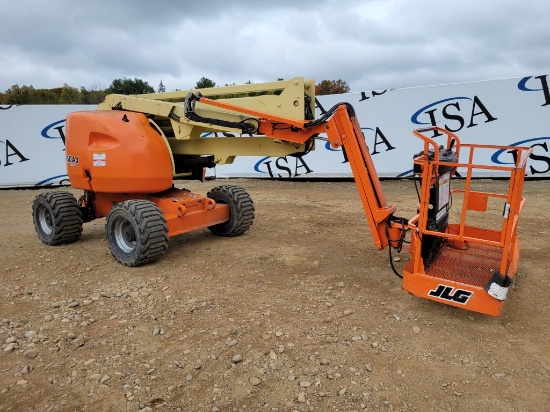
[1,179,549,411]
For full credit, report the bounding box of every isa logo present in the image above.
[411,96,497,138]
[253,155,313,178]
[34,174,71,187]
[491,137,550,176]
[41,119,66,145]
[517,75,550,107]
[324,126,396,166]
[0,139,30,167]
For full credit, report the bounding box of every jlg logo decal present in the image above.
[428,284,473,304]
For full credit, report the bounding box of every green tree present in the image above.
[158,81,166,93]
[195,77,216,89]
[315,79,350,95]
[80,85,107,105]
[80,87,91,104]
[3,84,36,104]
[108,77,155,95]
[60,83,81,104]
[88,82,108,104]
[34,88,60,104]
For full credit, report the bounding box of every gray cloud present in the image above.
[0,0,548,92]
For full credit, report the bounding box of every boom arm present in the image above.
[189,94,398,250]
[97,78,316,165]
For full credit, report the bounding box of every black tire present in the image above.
[32,192,83,246]
[105,200,168,267]
[207,185,254,236]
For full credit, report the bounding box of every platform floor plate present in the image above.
[425,242,506,288]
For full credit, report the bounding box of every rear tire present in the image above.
[32,192,83,245]
[207,185,254,236]
[105,200,168,266]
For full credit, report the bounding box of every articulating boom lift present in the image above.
[32,78,531,316]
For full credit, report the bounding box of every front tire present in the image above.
[105,200,168,266]
[32,192,83,245]
[207,185,254,236]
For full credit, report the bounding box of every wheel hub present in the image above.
[38,207,53,235]
[124,226,136,242]
[114,219,136,253]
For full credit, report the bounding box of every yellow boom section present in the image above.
[97,77,316,165]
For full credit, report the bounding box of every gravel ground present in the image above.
[0,179,549,411]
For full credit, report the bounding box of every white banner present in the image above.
[1,105,92,187]
[1,75,549,188]
[216,75,550,179]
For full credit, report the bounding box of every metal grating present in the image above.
[425,242,506,287]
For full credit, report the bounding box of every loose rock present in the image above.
[249,376,262,386]
[23,349,38,359]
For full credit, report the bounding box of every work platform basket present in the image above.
[403,127,532,316]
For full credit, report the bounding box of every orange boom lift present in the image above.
[32,78,531,316]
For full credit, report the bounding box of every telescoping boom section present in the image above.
[32,78,530,316]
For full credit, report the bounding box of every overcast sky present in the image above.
[1,0,548,93]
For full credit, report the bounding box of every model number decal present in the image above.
[428,284,473,304]
[66,155,79,166]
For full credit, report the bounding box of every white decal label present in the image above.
[93,152,106,167]
[438,172,451,210]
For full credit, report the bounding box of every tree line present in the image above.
[0,77,350,105]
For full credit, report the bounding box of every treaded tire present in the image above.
[105,200,168,267]
[32,192,83,246]
[207,185,254,236]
